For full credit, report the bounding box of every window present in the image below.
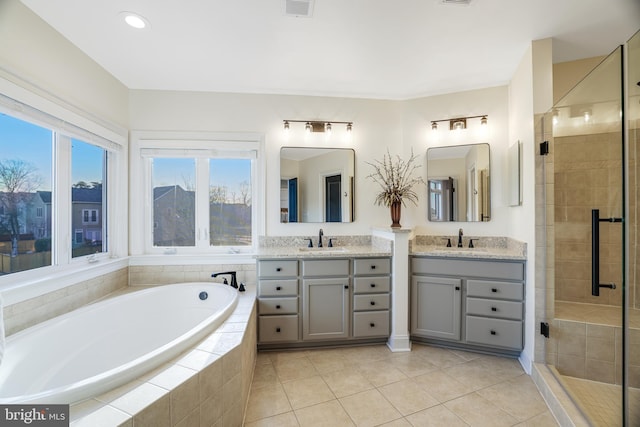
[0,113,52,273]
[0,98,122,277]
[138,137,261,254]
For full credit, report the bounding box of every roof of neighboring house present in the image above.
[72,188,102,203]
[153,185,194,201]
[38,191,52,203]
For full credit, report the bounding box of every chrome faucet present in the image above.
[457,228,463,248]
[318,228,324,248]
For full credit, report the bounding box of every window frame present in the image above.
[130,131,265,256]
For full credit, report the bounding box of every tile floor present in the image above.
[244,344,558,426]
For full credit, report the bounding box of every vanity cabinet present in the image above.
[302,259,350,341]
[411,257,525,354]
[257,256,391,348]
[257,260,299,343]
[352,258,391,338]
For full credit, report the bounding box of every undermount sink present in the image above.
[298,247,348,254]
[430,249,492,256]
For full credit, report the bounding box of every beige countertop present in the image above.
[255,245,392,259]
[410,245,526,260]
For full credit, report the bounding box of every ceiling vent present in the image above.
[440,0,473,5]
[285,0,314,17]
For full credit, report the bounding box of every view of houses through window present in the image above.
[71,139,106,258]
[151,156,252,249]
[0,112,110,275]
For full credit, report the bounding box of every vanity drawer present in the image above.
[411,258,524,281]
[258,260,298,278]
[465,315,522,350]
[353,311,390,338]
[353,294,390,311]
[354,258,391,276]
[466,297,523,320]
[258,279,298,297]
[302,259,349,277]
[258,297,298,315]
[259,315,299,342]
[353,276,390,294]
[466,280,523,301]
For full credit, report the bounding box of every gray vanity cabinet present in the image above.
[411,257,525,354]
[411,276,461,340]
[257,260,299,343]
[352,258,391,338]
[302,259,350,341]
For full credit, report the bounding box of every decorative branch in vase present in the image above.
[366,149,426,228]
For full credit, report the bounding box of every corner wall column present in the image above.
[372,226,413,352]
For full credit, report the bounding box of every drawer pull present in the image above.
[276,305,281,309]
[490,330,496,335]
[370,301,376,306]
[370,265,376,269]
[370,323,376,327]
[276,327,281,333]
[491,288,498,293]
[276,286,282,291]
[370,283,376,288]
[276,267,282,272]
[491,307,497,312]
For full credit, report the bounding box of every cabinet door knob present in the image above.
[490,330,496,335]
[370,283,376,288]
[491,288,498,293]
[344,285,349,289]
[370,301,375,306]
[276,327,281,333]
[276,286,282,291]
[370,323,375,327]
[455,286,460,291]
[491,307,497,312]
[276,267,282,272]
[276,305,281,309]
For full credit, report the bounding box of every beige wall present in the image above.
[553,56,606,104]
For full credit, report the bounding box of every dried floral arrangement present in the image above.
[366,149,426,207]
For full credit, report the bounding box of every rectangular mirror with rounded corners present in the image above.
[280,147,355,223]
[427,143,490,222]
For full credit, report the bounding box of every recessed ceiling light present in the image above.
[119,12,150,29]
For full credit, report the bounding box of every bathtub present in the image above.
[0,282,238,404]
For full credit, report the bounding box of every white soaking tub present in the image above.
[0,282,238,404]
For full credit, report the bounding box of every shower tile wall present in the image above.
[554,132,623,306]
[4,267,129,335]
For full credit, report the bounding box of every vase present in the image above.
[390,201,402,228]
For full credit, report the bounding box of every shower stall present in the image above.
[542,30,639,426]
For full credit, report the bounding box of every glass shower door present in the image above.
[546,46,626,425]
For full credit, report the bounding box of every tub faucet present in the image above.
[212,271,238,289]
[457,228,464,248]
[318,228,324,248]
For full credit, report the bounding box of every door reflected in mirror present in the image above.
[280,147,355,223]
[427,143,490,222]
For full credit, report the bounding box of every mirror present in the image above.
[427,143,490,222]
[280,147,355,223]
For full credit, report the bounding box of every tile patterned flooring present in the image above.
[244,344,558,426]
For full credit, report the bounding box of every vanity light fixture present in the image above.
[429,115,488,132]
[283,120,353,134]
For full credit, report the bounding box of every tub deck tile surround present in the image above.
[70,285,257,427]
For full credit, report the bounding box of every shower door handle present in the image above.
[591,209,621,296]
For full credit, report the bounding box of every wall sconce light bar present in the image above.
[283,120,353,133]
[430,114,488,131]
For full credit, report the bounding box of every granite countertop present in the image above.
[255,245,392,259]
[410,244,526,260]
